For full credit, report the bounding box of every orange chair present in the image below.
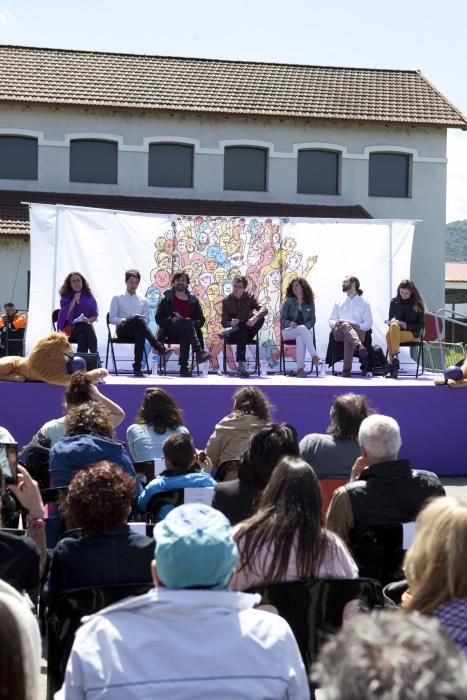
[320,478,347,521]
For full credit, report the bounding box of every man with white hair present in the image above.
[326,414,445,546]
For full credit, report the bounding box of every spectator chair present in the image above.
[326,329,373,376]
[350,524,406,586]
[105,312,149,375]
[143,486,215,523]
[279,326,318,376]
[46,583,152,699]
[223,336,260,376]
[319,477,347,521]
[246,577,383,682]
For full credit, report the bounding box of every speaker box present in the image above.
[74,352,101,371]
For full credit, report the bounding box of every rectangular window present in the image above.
[148,143,193,188]
[297,150,339,194]
[224,146,267,191]
[369,153,410,197]
[70,139,118,184]
[0,136,38,180]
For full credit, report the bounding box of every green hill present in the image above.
[446,220,467,261]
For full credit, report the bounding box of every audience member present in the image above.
[212,422,299,525]
[0,579,42,700]
[58,504,309,699]
[403,496,467,656]
[57,272,98,353]
[28,371,125,449]
[328,275,372,377]
[127,388,188,462]
[1,464,46,592]
[109,269,170,377]
[205,387,272,481]
[155,271,210,377]
[138,433,216,517]
[231,456,357,591]
[300,393,371,477]
[49,403,137,489]
[326,414,445,547]
[219,275,267,377]
[313,609,467,700]
[43,462,154,606]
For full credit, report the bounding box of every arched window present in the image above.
[0,136,38,180]
[224,146,267,191]
[369,152,410,197]
[148,143,194,187]
[70,139,118,184]
[297,149,339,195]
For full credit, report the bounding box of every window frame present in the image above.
[368,151,411,198]
[69,138,118,184]
[223,145,268,192]
[148,142,194,188]
[297,148,340,195]
[0,135,38,180]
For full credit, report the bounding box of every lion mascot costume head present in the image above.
[0,332,108,386]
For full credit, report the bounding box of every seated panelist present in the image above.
[386,279,425,379]
[281,277,319,378]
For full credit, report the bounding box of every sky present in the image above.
[0,0,466,222]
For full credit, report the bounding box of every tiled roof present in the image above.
[0,190,371,239]
[445,262,467,282]
[0,45,465,128]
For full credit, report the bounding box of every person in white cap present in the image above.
[58,503,310,700]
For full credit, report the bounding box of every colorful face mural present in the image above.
[145,216,318,369]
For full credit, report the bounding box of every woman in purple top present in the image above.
[57,272,98,353]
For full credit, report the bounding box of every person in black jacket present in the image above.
[386,279,425,379]
[155,271,210,377]
[326,414,445,548]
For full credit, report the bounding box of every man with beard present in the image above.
[329,276,373,378]
[156,271,210,377]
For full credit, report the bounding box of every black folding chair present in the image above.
[105,312,149,375]
[279,326,318,376]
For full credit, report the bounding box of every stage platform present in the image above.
[0,370,465,476]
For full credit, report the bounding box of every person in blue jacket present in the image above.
[49,403,138,491]
[138,433,216,519]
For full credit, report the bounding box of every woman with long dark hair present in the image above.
[231,456,357,590]
[281,277,319,377]
[127,388,188,461]
[57,271,98,353]
[386,279,425,379]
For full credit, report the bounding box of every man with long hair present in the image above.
[155,271,210,377]
[329,275,372,378]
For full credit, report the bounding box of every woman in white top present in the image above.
[127,388,188,462]
[231,456,357,591]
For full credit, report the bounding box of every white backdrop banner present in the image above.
[27,205,415,369]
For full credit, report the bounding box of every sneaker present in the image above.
[341,369,352,378]
[133,366,144,377]
[196,350,212,364]
[180,366,192,378]
[296,368,307,378]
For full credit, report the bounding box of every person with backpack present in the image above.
[386,280,425,379]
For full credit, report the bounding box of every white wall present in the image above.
[0,104,449,312]
[0,238,30,310]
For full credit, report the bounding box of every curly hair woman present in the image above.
[281,277,319,377]
[57,271,98,353]
[126,388,189,461]
[205,387,273,481]
[43,461,154,606]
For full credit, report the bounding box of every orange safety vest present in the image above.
[0,311,27,330]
